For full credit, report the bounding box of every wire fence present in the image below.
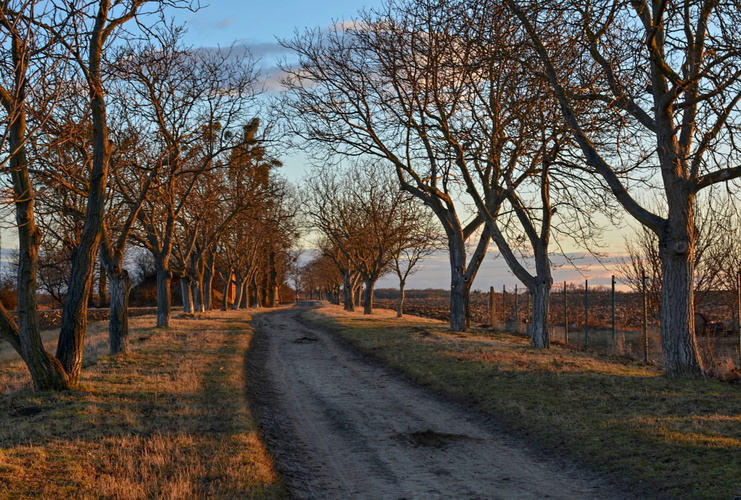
[479,276,741,378]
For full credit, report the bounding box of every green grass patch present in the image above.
[308,304,741,500]
[0,311,283,499]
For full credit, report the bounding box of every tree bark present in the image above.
[180,277,193,313]
[56,0,117,384]
[449,269,471,332]
[447,228,489,332]
[659,215,704,377]
[528,281,550,348]
[220,271,230,311]
[240,281,249,308]
[203,253,215,310]
[107,269,131,355]
[155,257,172,327]
[396,278,406,318]
[231,272,245,310]
[363,277,375,315]
[342,270,355,312]
[98,261,107,307]
[250,277,261,307]
[0,28,70,390]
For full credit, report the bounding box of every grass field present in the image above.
[308,303,741,500]
[0,311,282,499]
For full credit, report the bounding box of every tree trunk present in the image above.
[250,277,261,307]
[241,281,249,308]
[231,273,244,310]
[221,272,230,311]
[363,277,375,315]
[192,279,203,312]
[108,269,131,355]
[447,226,489,332]
[155,257,172,327]
[190,255,204,312]
[98,261,107,307]
[659,233,704,377]
[528,281,550,348]
[203,254,215,310]
[181,277,193,313]
[6,64,69,389]
[190,265,203,312]
[449,244,472,332]
[342,271,354,312]
[267,251,279,307]
[56,16,116,384]
[449,271,471,332]
[396,278,406,318]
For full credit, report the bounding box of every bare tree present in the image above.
[0,0,182,390]
[301,253,343,302]
[359,0,612,346]
[281,18,491,330]
[388,208,440,318]
[506,1,741,376]
[304,162,427,315]
[119,27,260,326]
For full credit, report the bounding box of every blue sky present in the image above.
[169,1,382,51]
[167,0,386,181]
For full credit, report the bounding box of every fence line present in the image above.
[485,275,741,376]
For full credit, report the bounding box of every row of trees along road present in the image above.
[302,162,440,317]
[0,3,293,391]
[281,0,741,377]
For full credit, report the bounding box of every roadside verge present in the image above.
[0,310,283,499]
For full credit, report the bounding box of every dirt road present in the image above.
[248,303,628,500]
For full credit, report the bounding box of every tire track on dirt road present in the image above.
[248,303,632,500]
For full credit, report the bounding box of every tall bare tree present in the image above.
[506,1,741,376]
[281,14,491,330]
[0,0,181,389]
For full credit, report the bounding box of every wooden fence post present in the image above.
[584,279,589,350]
[563,281,568,345]
[611,275,616,342]
[489,286,496,327]
[642,273,649,363]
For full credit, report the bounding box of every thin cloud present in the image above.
[217,18,234,29]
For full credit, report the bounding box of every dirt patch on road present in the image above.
[247,303,634,499]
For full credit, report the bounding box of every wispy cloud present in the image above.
[217,18,234,29]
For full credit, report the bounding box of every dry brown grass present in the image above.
[0,310,282,499]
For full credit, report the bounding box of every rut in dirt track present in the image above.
[248,303,630,500]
